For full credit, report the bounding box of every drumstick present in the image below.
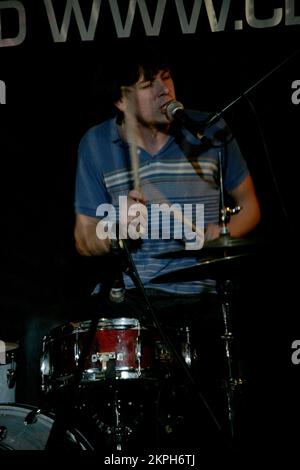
[129,140,141,192]
[121,86,141,192]
[121,87,203,247]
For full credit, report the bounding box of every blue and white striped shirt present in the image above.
[75,112,249,294]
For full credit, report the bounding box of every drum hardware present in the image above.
[42,239,247,448]
[149,144,263,442]
[152,234,262,260]
[44,315,101,450]
[216,143,247,441]
[151,249,258,441]
[71,380,163,451]
[168,53,300,440]
[218,278,245,440]
[41,314,165,450]
[40,317,157,389]
[6,348,17,390]
[0,343,17,388]
[40,238,225,450]
[0,342,19,403]
[180,326,197,368]
[71,378,199,451]
[114,237,223,438]
[24,408,41,425]
[103,388,133,451]
[6,368,17,389]
[0,426,7,442]
[91,351,117,372]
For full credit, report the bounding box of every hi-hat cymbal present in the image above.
[204,234,259,249]
[151,252,257,283]
[154,235,262,259]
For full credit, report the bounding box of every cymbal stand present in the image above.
[216,149,243,440]
[217,278,244,441]
[218,149,241,238]
[118,239,224,437]
[218,149,229,236]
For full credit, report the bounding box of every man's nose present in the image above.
[156,78,171,95]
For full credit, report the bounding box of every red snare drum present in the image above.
[41,318,157,389]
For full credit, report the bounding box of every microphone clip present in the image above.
[109,238,126,303]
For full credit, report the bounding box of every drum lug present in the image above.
[3,350,17,389]
[181,326,194,368]
[24,408,41,425]
[6,368,17,389]
[0,426,7,442]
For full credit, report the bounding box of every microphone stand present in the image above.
[195,49,300,441]
[203,47,300,130]
[189,48,300,439]
[190,48,299,436]
[115,237,225,440]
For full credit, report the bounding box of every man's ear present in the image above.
[114,98,125,113]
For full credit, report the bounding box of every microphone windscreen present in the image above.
[164,100,184,121]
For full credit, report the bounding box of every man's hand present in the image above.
[204,223,221,241]
[123,189,148,239]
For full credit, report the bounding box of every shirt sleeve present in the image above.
[74,129,112,217]
[223,135,249,192]
[186,111,249,191]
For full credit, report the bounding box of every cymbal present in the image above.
[154,235,261,259]
[204,234,259,249]
[151,252,257,283]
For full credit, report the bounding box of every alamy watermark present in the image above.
[0,80,6,104]
[291,80,300,105]
[95,196,204,250]
[291,340,300,365]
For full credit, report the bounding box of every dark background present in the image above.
[1,0,300,455]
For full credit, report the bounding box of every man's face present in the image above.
[122,69,176,128]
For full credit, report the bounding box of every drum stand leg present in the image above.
[112,389,130,451]
[99,384,133,452]
[218,279,244,441]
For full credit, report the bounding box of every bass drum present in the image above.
[0,404,95,450]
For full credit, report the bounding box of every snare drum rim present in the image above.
[79,317,140,331]
[44,318,142,341]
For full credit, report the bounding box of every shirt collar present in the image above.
[109,117,124,144]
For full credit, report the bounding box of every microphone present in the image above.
[109,239,125,303]
[163,100,206,141]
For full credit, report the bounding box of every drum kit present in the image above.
[0,135,265,450]
[0,93,265,451]
[0,134,266,451]
[0,231,265,452]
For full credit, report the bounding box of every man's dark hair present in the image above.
[93,40,171,119]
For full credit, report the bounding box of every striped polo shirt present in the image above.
[75,112,249,294]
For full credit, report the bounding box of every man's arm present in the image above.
[74,213,110,256]
[227,174,261,237]
[74,190,146,256]
[205,174,261,240]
